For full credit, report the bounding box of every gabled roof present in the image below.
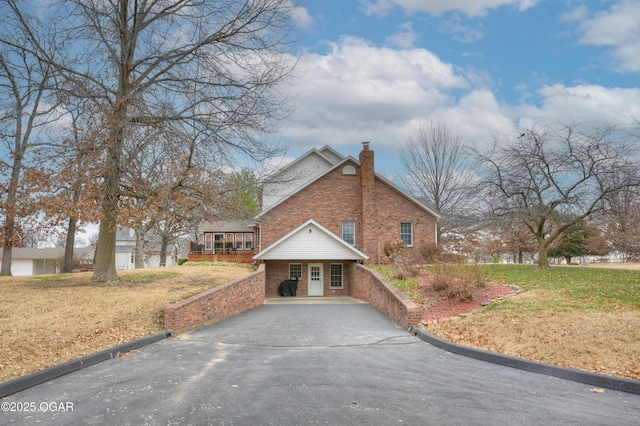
[254,219,368,261]
[0,247,94,260]
[256,153,442,220]
[199,220,256,233]
[264,145,344,183]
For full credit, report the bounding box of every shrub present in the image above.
[419,244,441,263]
[445,283,474,302]
[431,274,452,291]
[177,258,189,266]
[427,264,489,301]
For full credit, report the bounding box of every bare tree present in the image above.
[475,121,640,268]
[6,0,297,280]
[0,14,60,275]
[400,120,479,242]
[42,103,104,272]
[597,185,640,261]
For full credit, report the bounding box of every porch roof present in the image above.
[254,219,368,261]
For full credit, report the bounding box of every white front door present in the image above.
[308,263,324,296]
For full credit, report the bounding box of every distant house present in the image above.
[115,228,179,269]
[189,220,257,264]
[0,246,93,276]
[190,142,440,297]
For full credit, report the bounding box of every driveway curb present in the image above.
[410,326,640,395]
[0,330,174,398]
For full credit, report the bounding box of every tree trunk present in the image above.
[135,224,145,269]
[92,218,119,281]
[159,236,168,267]
[1,153,23,276]
[0,239,12,276]
[91,129,122,281]
[537,239,550,268]
[62,217,77,273]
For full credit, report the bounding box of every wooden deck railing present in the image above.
[187,252,255,264]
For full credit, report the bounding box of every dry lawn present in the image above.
[423,263,640,381]
[0,263,251,383]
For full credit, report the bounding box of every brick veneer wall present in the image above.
[163,264,265,334]
[258,161,436,264]
[265,260,351,297]
[349,263,422,328]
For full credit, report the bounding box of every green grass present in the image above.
[367,264,395,278]
[28,274,73,283]
[120,271,181,281]
[474,264,640,311]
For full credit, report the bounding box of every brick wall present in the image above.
[258,162,436,264]
[163,264,265,334]
[349,263,422,328]
[265,260,351,297]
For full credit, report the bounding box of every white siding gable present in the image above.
[261,150,339,211]
[254,220,367,261]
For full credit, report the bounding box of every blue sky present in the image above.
[273,0,640,175]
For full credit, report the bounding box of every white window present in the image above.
[204,233,213,251]
[235,233,244,250]
[342,221,355,245]
[330,264,343,289]
[400,222,413,247]
[289,263,302,279]
[214,234,224,252]
[244,233,253,250]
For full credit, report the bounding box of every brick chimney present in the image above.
[359,142,376,260]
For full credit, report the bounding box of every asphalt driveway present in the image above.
[3,300,639,425]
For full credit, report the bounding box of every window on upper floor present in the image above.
[400,222,413,247]
[342,221,355,245]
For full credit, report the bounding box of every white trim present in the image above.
[330,263,344,289]
[253,219,368,261]
[308,263,324,296]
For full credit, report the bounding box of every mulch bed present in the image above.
[416,272,519,325]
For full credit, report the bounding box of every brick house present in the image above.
[254,142,440,297]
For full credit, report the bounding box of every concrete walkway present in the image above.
[3,302,639,425]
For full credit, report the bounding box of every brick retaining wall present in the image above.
[163,264,265,334]
[349,263,422,328]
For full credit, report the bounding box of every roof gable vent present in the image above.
[342,165,356,175]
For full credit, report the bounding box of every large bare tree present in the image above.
[6,0,297,280]
[0,14,60,276]
[400,119,479,241]
[475,122,640,268]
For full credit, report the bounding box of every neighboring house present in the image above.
[190,220,256,263]
[115,228,178,269]
[254,142,440,297]
[0,246,93,276]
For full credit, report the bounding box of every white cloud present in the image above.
[278,36,640,171]
[290,2,313,28]
[517,83,640,126]
[362,0,540,17]
[574,1,640,72]
[386,22,419,48]
[280,37,469,152]
[431,89,515,143]
[439,15,485,43]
